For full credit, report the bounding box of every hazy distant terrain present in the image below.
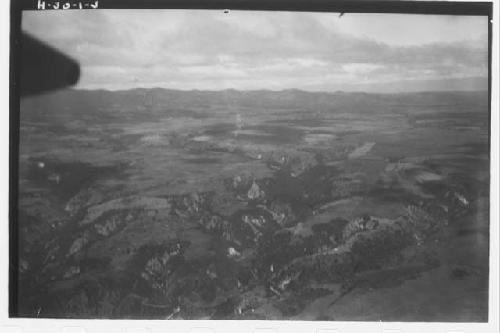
[17,89,489,320]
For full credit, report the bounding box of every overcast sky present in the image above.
[22,10,488,92]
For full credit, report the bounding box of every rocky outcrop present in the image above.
[63,266,80,279]
[269,212,436,293]
[80,196,171,225]
[247,181,265,201]
[65,188,104,216]
[136,241,188,297]
[341,215,382,241]
[94,211,134,236]
[67,232,89,257]
[171,192,212,218]
[405,205,444,244]
[263,200,296,227]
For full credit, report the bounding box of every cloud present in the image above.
[22,10,488,91]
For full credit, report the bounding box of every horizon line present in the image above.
[67,87,489,95]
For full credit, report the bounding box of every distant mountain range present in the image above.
[75,76,488,94]
[328,76,488,94]
[21,87,489,118]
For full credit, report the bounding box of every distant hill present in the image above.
[20,88,489,120]
[333,77,488,94]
